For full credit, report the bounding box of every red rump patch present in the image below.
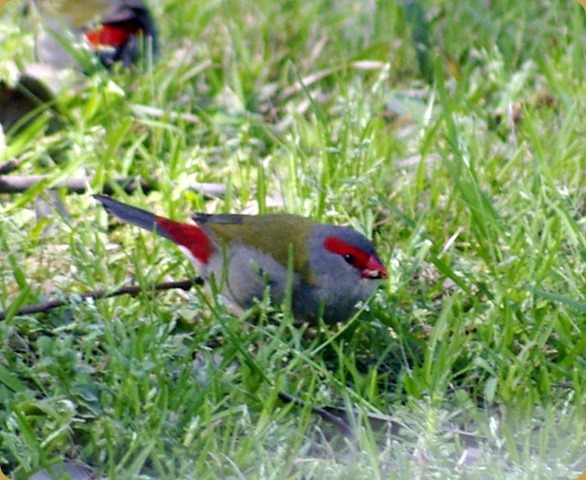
[85,23,139,48]
[155,218,213,264]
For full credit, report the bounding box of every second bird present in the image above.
[94,195,387,324]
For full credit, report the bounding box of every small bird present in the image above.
[83,0,159,68]
[31,0,158,69]
[94,195,387,324]
[0,1,158,135]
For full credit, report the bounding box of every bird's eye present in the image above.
[343,254,356,265]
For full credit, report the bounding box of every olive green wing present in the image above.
[194,213,317,282]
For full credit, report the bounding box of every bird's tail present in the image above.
[93,195,212,263]
[94,194,171,238]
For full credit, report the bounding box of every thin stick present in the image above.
[277,391,354,438]
[0,278,203,320]
[0,175,226,196]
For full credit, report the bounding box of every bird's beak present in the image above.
[362,256,388,279]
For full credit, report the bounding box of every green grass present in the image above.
[1,0,585,478]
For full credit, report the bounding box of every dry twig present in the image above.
[0,278,203,320]
[0,174,226,196]
[277,391,354,438]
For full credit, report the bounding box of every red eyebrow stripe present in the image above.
[155,218,213,264]
[323,236,370,266]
